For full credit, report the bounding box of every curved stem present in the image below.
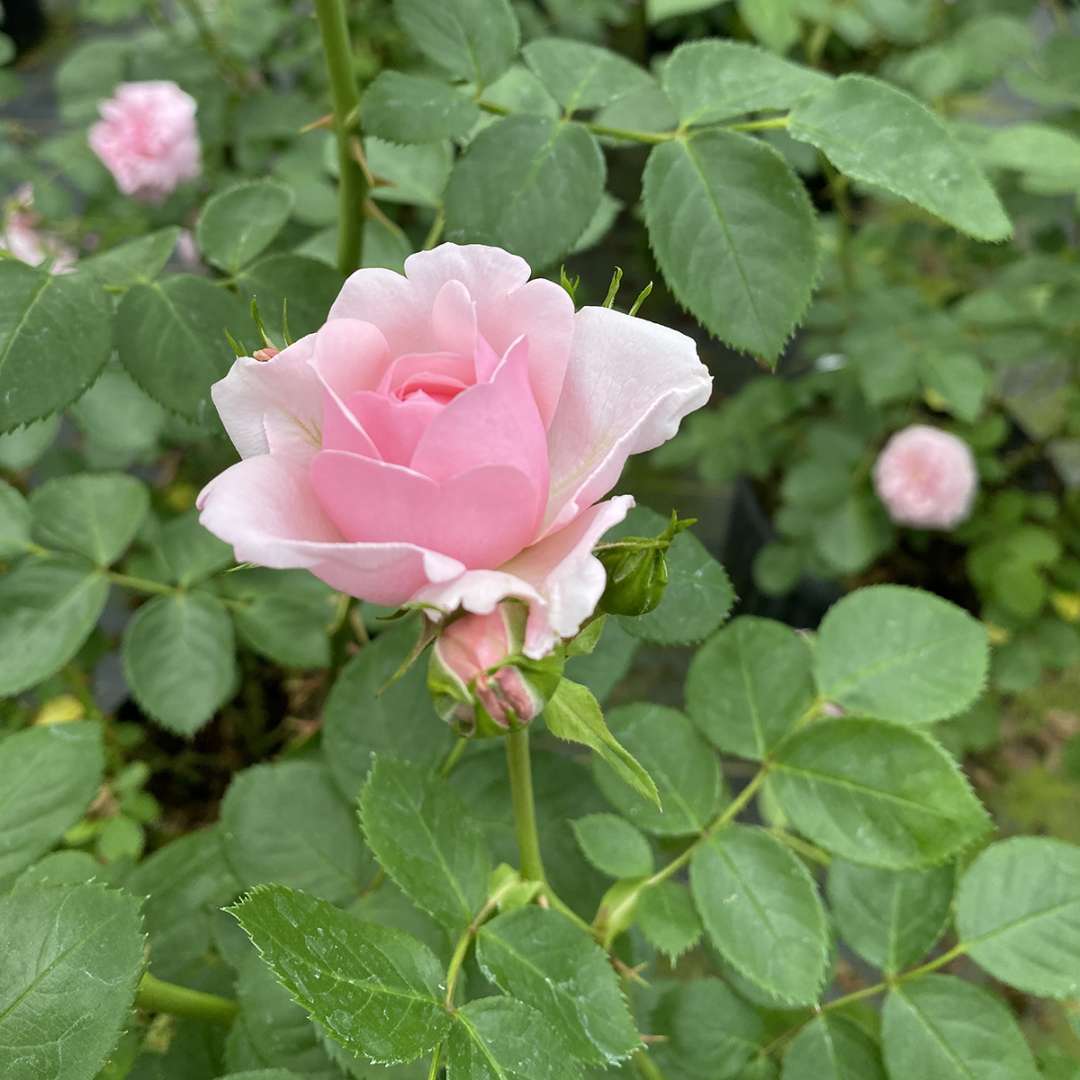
[506,728,546,882]
[633,1048,666,1079]
[136,972,237,1024]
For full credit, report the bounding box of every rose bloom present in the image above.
[873,424,978,530]
[198,244,711,658]
[88,81,201,203]
[0,185,76,273]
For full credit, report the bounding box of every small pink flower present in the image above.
[89,82,201,203]
[197,244,711,658]
[1,185,76,273]
[873,424,977,530]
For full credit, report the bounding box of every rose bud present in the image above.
[428,602,563,737]
[597,512,693,617]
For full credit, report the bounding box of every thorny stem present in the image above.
[136,972,238,1024]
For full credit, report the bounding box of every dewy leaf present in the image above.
[782,1015,885,1080]
[788,74,1012,241]
[956,837,1080,999]
[571,813,653,879]
[643,130,818,362]
[686,616,816,759]
[662,40,830,125]
[522,38,654,112]
[30,472,149,566]
[121,591,236,735]
[196,180,295,273]
[392,0,519,88]
[637,881,703,962]
[444,115,605,271]
[814,585,989,724]
[447,997,584,1080]
[476,905,640,1065]
[689,825,830,1006]
[0,555,108,696]
[0,883,144,1080]
[363,71,480,144]
[827,860,954,974]
[590,702,721,835]
[769,718,991,868]
[0,721,104,885]
[223,762,374,906]
[0,479,31,558]
[359,755,491,934]
[230,885,450,1066]
[0,263,112,432]
[545,681,660,809]
[882,976,1040,1080]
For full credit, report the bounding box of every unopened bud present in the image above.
[596,512,694,617]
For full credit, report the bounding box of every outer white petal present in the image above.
[542,307,711,533]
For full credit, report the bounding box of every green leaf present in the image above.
[392,0,519,87]
[0,479,31,558]
[0,556,108,695]
[234,254,342,342]
[591,702,721,835]
[768,718,991,868]
[546,681,661,811]
[782,1015,885,1080]
[444,115,605,270]
[360,756,491,933]
[788,74,1011,241]
[0,721,104,885]
[363,71,480,144]
[157,508,234,586]
[919,352,989,422]
[636,881,703,962]
[30,472,149,566]
[367,137,452,208]
[813,494,895,576]
[814,586,989,725]
[0,263,112,432]
[476,905,640,1065]
[82,228,180,287]
[0,883,144,1080]
[690,825,830,1006]
[0,415,59,470]
[956,837,1080,999]
[522,38,654,112]
[643,131,818,361]
[116,275,249,419]
[122,591,236,735]
[231,885,450,1065]
[196,180,295,274]
[882,976,1040,1080]
[69,365,166,457]
[662,40,828,124]
[686,616,815,759]
[827,860,954,973]
[223,762,373,905]
[739,0,800,52]
[564,616,639,704]
[447,997,583,1080]
[571,813,653,878]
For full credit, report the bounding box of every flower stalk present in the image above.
[505,727,546,882]
[135,972,237,1024]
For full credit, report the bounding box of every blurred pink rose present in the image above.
[89,82,201,203]
[873,424,977,529]
[198,244,711,657]
[1,185,76,273]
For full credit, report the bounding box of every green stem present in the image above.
[313,0,366,275]
[506,728,546,882]
[438,736,468,778]
[426,1045,443,1080]
[136,973,238,1024]
[444,927,474,1009]
[105,571,178,597]
[726,115,790,132]
[633,1048,667,1079]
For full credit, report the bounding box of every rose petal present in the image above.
[431,279,477,357]
[346,390,440,465]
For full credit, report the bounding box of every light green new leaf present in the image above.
[223,762,373,905]
[769,718,991,868]
[476,905,640,1065]
[360,755,491,933]
[122,591,236,735]
[643,130,818,361]
[637,881,703,962]
[0,722,103,885]
[782,1015,885,1080]
[0,479,31,558]
[686,616,815,759]
[814,585,989,724]
[30,472,149,566]
[546,681,661,810]
[788,75,1011,241]
[196,180,294,274]
[0,883,144,1080]
[231,885,450,1065]
[883,976,1039,1080]
[523,38,654,112]
[690,825,830,1006]
[0,263,112,432]
[447,997,583,1080]
[362,71,480,144]
[662,40,828,124]
[82,227,180,287]
[571,813,653,879]
[956,837,1080,999]
[234,254,342,342]
[444,115,605,270]
[0,556,108,695]
[827,860,954,973]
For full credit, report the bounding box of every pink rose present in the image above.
[89,82,201,203]
[873,424,978,530]
[1,185,76,273]
[197,244,711,657]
